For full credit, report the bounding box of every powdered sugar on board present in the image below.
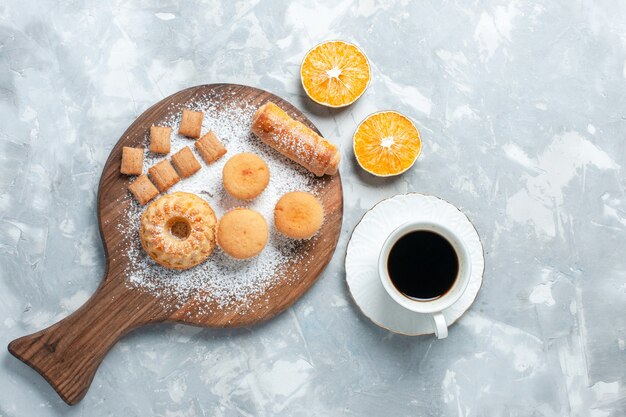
[119,93,321,315]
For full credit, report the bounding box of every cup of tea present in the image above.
[378,221,472,339]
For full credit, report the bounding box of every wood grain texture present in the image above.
[8,84,343,405]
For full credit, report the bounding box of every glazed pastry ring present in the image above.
[140,192,217,270]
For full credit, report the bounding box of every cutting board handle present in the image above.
[8,276,163,405]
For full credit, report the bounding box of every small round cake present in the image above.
[140,192,217,270]
[222,153,270,200]
[217,208,268,259]
[274,191,324,239]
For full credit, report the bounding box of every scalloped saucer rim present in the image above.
[345,193,485,336]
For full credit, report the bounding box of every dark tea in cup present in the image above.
[386,230,459,300]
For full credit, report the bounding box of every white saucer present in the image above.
[345,193,484,336]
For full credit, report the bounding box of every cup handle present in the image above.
[432,312,448,339]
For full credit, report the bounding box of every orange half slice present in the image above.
[353,111,422,176]
[300,40,371,108]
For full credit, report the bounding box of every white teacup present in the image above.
[378,221,472,339]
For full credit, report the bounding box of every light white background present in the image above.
[1,0,625,415]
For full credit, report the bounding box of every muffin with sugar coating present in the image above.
[217,208,268,259]
[222,153,270,200]
[274,191,324,240]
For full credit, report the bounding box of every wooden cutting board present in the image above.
[8,84,343,405]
